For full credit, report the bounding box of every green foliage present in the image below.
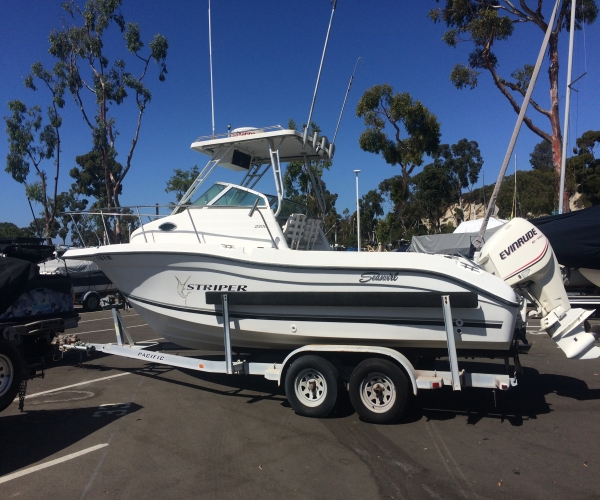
[0,222,34,238]
[356,84,441,215]
[434,139,483,204]
[494,170,556,218]
[413,163,455,233]
[359,189,384,243]
[511,64,534,94]
[356,85,440,169]
[449,64,479,89]
[4,96,63,243]
[529,140,554,172]
[70,151,123,207]
[570,130,600,206]
[165,165,200,203]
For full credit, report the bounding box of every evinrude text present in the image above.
[499,229,539,260]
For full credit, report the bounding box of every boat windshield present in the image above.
[191,183,227,205]
[212,187,267,207]
[266,196,314,218]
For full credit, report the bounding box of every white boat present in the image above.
[63,127,599,361]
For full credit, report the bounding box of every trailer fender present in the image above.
[277,345,418,396]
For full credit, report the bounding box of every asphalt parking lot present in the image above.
[2,307,600,499]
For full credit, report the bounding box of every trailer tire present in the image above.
[349,358,408,424]
[285,355,338,418]
[83,293,100,311]
[0,341,23,413]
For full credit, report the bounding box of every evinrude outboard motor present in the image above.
[476,218,600,360]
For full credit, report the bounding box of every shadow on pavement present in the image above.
[404,363,600,426]
[0,403,142,477]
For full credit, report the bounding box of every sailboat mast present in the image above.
[558,0,577,213]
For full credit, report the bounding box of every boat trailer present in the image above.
[62,293,519,424]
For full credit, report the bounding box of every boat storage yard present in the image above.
[1,305,600,499]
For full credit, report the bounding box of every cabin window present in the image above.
[191,183,227,206]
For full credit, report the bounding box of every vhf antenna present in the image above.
[208,0,215,137]
[303,0,337,147]
[332,56,363,148]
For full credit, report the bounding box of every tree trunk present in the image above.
[548,33,567,211]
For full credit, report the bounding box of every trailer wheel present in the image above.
[0,341,23,413]
[349,358,408,424]
[83,293,100,311]
[285,355,338,418]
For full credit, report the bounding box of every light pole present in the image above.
[354,170,361,252]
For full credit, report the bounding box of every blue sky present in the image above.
[1,0,599,230]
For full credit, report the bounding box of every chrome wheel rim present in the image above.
[0,354,14,397]
[359,372,396,413]
[294,368,327,407]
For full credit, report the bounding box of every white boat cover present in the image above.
[40,258,101,275]
[454,217,508,233]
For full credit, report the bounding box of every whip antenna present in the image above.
[303,0,337,147]
[332,56,363,147]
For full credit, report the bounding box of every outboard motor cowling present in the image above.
[476,218,599,360]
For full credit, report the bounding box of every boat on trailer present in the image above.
[62,125,600,424]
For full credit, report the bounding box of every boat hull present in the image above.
[68,246,519,354]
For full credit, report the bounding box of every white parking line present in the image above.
[0,444,109,484]
[79,314,139,323]
[24,372,132,399]
[78,324,148,335]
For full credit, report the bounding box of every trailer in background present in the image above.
[40,258,118,311]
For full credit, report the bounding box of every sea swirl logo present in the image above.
[359,272,399,283]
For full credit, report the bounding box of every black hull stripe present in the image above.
[124,293,503,329]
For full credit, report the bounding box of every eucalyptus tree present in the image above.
[429,0,598,204]
[356,85,441,216]
[48,0,168,240]
[413,163,456,234]
[4,96,63,244]
[434,139,483,220]
[359,189,384,245]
